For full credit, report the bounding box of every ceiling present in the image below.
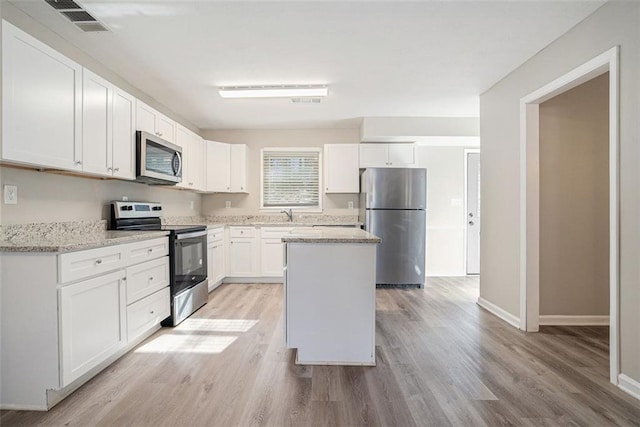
[8,1,605,130]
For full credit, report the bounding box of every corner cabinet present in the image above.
[1,20,83,172]
[359,143,416,168]
[324,144,359,193]
[205,142,248,193]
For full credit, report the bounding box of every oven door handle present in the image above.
[175,230,207,240]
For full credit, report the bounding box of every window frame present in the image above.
[260,147,323,212]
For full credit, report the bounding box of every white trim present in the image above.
[477,297,520,329]
[464,148,480,276]
[618,374,640,401]
[538,315,609,326]
[0,403,48,411]
[426,272,467,277]
[519,46,620,384]
[223,277,283,284]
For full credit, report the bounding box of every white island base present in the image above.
[283,235,378,366]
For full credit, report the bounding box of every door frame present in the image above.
[518,46,619,384]
[464,148,481,275]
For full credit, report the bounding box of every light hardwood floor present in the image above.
[2,277,639,426]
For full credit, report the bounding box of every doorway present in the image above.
[465,150,480,275]
[519,47,619,384]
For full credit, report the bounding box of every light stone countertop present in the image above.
[281,227,381,244]
[0,230,170,253]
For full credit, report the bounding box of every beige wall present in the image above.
[201,129,360,216]
[480,1,639,381]
[0,167,201,224]
[539,73,609,316]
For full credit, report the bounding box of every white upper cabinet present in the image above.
[135,100,176,143]
[359,143,416,168]
[176,125,205,191]
[324,144,359,193]
[230,144,248,193]
[111,87,136,180]
[2,21,82,171]
[205,141,231,192]
[82,69,112,177]
[82,69,135,179]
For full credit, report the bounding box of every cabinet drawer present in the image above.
[229,227,256,238]
[126,257,169,305]
[127,287,170,342]
[59,245,125,283]
[123,238,168,266]
[260,227,293,238]
[207,226,224,243]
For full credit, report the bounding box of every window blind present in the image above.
[262,150,320,207]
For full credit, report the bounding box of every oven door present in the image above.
[173,230,208,296]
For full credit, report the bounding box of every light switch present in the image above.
[4,185,18,205]
[348,201,354,209]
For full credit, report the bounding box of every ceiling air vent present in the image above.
[291,98,322,104]
[44,0,110,32]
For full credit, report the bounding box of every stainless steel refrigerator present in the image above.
[360,168,426,287]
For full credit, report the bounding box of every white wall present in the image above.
[416,146,474,276]
[200,129,361,216]
[480,1,639,383]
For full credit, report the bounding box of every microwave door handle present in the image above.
[173,151,182,177]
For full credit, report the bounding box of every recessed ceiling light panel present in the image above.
[218,85,328,99]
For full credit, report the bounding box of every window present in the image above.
[261,148,322,209]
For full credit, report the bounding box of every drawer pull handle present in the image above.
[95,259,103,265]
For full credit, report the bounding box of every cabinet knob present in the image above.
[241,187,244,190]
[114,168,120,172]
[149,277,154,281]
[150,310,155,315]
[95,259,102,265]
[75,161,82,166]
[107,167,113,172]
[227,187,230,190]
[159,132,163,137]
[148,248,153,253]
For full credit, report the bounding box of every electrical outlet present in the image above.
[225,201,231,209]
[122,195,128,201]
[190,201,194,210]
[4,185,18,205]
[348,201,354,209]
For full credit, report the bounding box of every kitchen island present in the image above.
[282,227,381,366]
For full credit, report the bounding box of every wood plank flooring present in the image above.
[2,277,639,426]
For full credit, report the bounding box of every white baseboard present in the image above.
[0,403,48,411]
[477,297,520,329]
[223,277,283,284]
[426,272,467,277]
[618,374,640,400]
[539,315,609,326]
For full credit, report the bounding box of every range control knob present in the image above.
[152,206,162,211]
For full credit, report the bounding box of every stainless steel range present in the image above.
[109,201,208,326]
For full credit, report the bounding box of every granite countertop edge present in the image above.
[281,236,381,244]
[0,231,170,254]
[206,222,363,228]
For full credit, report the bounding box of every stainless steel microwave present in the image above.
[136,131,182,185]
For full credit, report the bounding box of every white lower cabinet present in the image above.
[207,227,226,291]
[260,227,292,277]
[59,270,127,387]
[0,237,170,410]
[229,238,259,277]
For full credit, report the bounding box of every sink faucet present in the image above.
[281,208,293,222]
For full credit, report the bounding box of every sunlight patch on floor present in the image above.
[134,334,238,354]
[173,318,259,333]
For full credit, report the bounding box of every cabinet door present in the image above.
[230,144,248,193]
[2,21,82,171]
[212,243,225,283]
[157,113,176,144]
[359,144,388,168]
[261,238,285,277]
[388,144,416,167]
[228,239,258,277]
[82,69,112,177]
[324,144,359,193]
[205,140,231,192]
[111,87,136,180]
[135,100,158,136]
[190,137,206,191]
[175,125,192,189]
[59,270,126,387]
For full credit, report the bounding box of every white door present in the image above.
[359,144,388,168]
[228,239,258,277]
[111,87,136,180]
[387,144,415,167]
[324,144,359,193]
[157,113,176,143]
[230,144,248,193]
[136,100,158,136]
[205,141,231,192]
[466,152,481,275]
[261,239,285,277]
